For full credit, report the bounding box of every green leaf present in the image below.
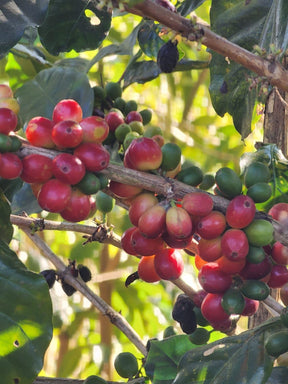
[123,60,161,88]
[173,318,284,384]
[11,183,42,216]
[16,67,94,125]
[0,240,53,383]
[267,367,288,384]
[209,0,273,138]
[177,0,207,17]
[0,0,49,54]
[259,0,288,55]
[144,335,193,384]
[0,190,13,244]
[38,0,111,55]
[138,21,164,59]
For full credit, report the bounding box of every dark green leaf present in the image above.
[0,0,49,54]
[38,0,111,55]
[138,21,164,59]
[267,367,288,384]
[16,67,94,125]
[123,60,161,88]
[11,183,42,216]
[0,178,23,204]
[259,0,288,55]
[209,0,273,138]
[0,240,53,383]
[177,0,207,17]
[173,318,284,384]
[144,335,193,384]
[0,190,13,244]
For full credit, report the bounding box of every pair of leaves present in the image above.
[145,318,287,384]
[209,0,288,138]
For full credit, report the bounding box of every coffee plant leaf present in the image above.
[0,190,13,244]
[177,0,207,17]
[0,0,49,54]
[0,240,53,383]
[38,0,111,55]
[138,20,164,59]
[173,318,285,384]
[209,0,273,138]
[16,67,93,125]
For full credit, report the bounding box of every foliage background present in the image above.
[0,0,274,381]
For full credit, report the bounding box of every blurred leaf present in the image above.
[0,190,13,244]
[0,240,52,383]
[138,20,163,59]
[173,318,284,384]
[259,0,288,55]
[16,66,94,125]
[177,0,207,16]
[0,178,23,203]
[11,183,42,216]
[267,367,288,383]
[38,0,112,55]
[0,0,49,54]
[123,60,161,88]
[57,346,83,377]
[209,0,273,138]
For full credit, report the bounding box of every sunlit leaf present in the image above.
[0,240,53,383]
[138,20,163,59]
[16,67,94,125]
[123,60,161,88]
[38,0,112,55]
[0,0,49,54]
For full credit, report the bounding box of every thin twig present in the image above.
[20,226,147,357]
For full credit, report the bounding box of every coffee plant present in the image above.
[2,1,288,383]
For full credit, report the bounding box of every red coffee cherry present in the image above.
[154,248,184,280]
[0,153,22,179]
[37,179,72,213]
[25,116,55,148]
[21,154,53,183]
[52,99,83,123]
[226,195,256,229]
[52,120,83,148]
[74,142,110,172]
[52,153,85,185]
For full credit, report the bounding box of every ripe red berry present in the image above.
[0,107,18,134]
[52,99,83,123]
[37,179,72,213]
[52,153,85,185]
[154,248,184,280]
[138,255,161,283]
[201,293,230,323]
[121,227,139,256]
[0,153,22,179]
[221,229,249,261]
[124,137,162,171]
[105,110,125,132]
[196,211,226,239]
[21,154,53,183]
[25,116,55,148]
[182,192,214,217]
[52,120,83,148]
[198,263,232,293]
[74,142,110,172]
[80,115,109,143]
[166,206,193,239]
[60,189,91,222]
[226,195,256,229]
[128,192,158,226]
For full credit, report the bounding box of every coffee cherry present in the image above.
[0,107,18,134]
[52,153,85,185]
[225,195,256,229]
[78,264,92,282]
[154,248,184,280]
[61,280,76,296]
[177,166,203,187]
[221,229,249,261]
[25,116,55,148]
[244,219,274,247]
[76,172,101,195]
[80,116,109,144]
[52,99,83,123]
[157,40,179,73]
[244,161,270,188]
[182,192,214,217]
[83,375,107,384]
[21,154,53,184]
[52,120,83,148]
[0,153,23,179]
[198,263,232,293]
[74,142,110,172]
[265,331,288,357]
[215,167,242,198]
[114,352,138,379]
[105,82,122,101]
[37,179,71,213]
[60,189,91,222]
[95,191,115,214]
[166,206,193,239]
[189,328,210,345]
[240,280,270,301]
[40,269,56,289]
[138,255,161,283]
[160,143,182,172]
[221,288,245,315]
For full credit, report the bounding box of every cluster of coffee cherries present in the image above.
[121,152,288,333]
[40,260,92,296]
